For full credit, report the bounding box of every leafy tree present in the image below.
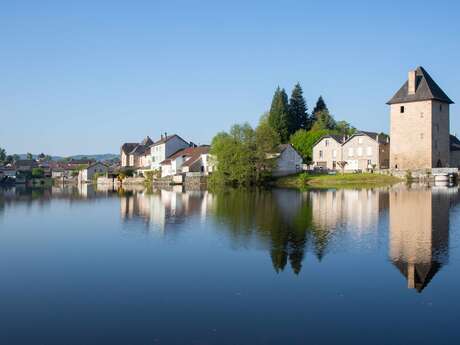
[268,87,290,143]
[311,109,336,130]
[5,155,13,164]
[0,147,6,162]
[31,168,44,178]
[288,83,310,133]
[38,153,45,160]
[26,152,33,160]
[311,96,328,122]
[335,120,356,137]
[255,120,280,182]
[290,128,339,163]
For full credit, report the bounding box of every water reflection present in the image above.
[1,183,459,293]
[389,184,455,292]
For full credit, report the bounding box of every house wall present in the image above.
[431,100,450,167]
[342,135,381,170]
[273,146,303,177]
[151,137,189,170]
[79,163,108,183]
[121,152,129,167]
[450,150,460,168]
[312,137,342,170]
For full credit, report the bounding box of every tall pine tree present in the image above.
[311,96,328,123]
[288,83,309,134]
[268,87,290,142]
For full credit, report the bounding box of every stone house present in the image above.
[342,131,390,171]
[160,146,211,177]
[78,162,108,184]
[387,67,454,170]
[272,144,303,177]
[312,135,345,170]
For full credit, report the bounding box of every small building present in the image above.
[160,146,211,177]
[342,131,390,171]
[449,135,460,168]
[78,162,109,184]
[120,136,153,169]
[312,135,345,170]
[272,144,303,177]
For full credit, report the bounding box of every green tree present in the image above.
[335,120,356,136]
[290,128,339,163]
[311,109,336,130]
[255,120,280,182]
[268,87,290,143]
[26,152,33,160]
[288,83,310,133]
[31,168,44,178]
[311,96,328,123]
[0,147,6,162]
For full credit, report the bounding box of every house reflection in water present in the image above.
[119,186,214,233]
[389,184,457,292]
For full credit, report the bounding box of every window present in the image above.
[367,160,372,166]
[435,140,438,149]
[357,147,363,156]
[367,146,372,156]
[435,124,439,133]
[440,104,443,112]
[400,106,405,113]
[420,112,424,118]
[325,140,329,147]
[348,148,354,157]
[333,150,337,158]
[420,133,424,140]
[319,150,323,158]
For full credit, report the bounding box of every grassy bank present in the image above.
[275,172,402,189]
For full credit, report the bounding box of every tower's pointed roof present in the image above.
[387,66,454,105]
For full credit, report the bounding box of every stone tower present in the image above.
[387,67,454,170]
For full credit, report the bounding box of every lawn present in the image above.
[275,172,402,189]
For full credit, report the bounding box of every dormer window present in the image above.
[400,106,405,113]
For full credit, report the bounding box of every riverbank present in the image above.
[275,172,402,189]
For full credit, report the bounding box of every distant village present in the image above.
[1,66,459,187]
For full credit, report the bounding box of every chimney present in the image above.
[161,133,164,140]
[408,70,416,95]
[165,132,168,139]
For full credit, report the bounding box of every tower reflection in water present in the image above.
[389,184,456,292]
[114,183,458,292]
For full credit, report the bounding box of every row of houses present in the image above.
[121,133,304,178]
[0,158,112,185]
[313,131,390,171]
[312,67,460,172]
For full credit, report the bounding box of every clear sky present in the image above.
[1,0,459,156]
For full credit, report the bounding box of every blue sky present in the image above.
[1,0,459,156]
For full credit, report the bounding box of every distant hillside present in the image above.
[15,154,119,162]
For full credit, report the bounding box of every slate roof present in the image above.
[152,134,189,147]
[121,143,138,154]
[450,135,460,152]
[358,131,390,144]
[387,66,454,105]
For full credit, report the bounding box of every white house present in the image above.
[160,146,211,177]
[312,135,345,170]
[272,144,303,177]
[78,162,109,184]
[150,134,190,171]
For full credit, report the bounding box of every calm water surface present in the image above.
[1,184,459,345]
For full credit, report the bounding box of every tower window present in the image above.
[420,133,424,140]
[440,104,443,111]
[400,106,405,113]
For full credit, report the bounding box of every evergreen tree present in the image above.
[312,96,328,122]
[0,147,6,162]
[288,83,310,134]
[268,87,290,143]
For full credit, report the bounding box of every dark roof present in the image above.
[342,131,389,145]
[14,160,38,167]
[160,146,210,166]
[152,134,189,147]
[312,134,346,148]
[450,135,460,152]
[140,136,154,146]
[387,66,454,105]
[121,143,138,154]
